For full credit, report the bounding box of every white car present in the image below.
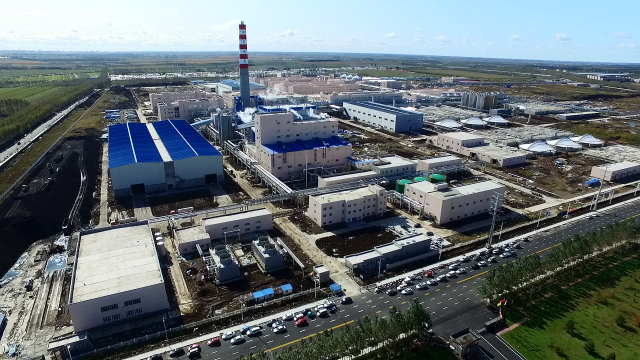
[247,327,261,336]
[437,275,447,282]
[273,325,287,334]
[426,279,438,286]
[447,271,457,278]
[500,252,512,258]
[323,300,336,309]
[488,256,497,263]
[455,268,466,275]
[401,287,413,295]
[282,313,294,321]
[294,313,305,321]
[317,308,329,317]
[492,248,502,254]
[221,331,235,341]
[479,261,488,267]
[230,335,245,345]
[461,255,470,262]
[448,263,459,270]
[416,282,428,290]
[397,283,407,291]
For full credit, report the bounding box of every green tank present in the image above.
[395,179,413,193]
[413,176,429,182]
[429,174,447,183]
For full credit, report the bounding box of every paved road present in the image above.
[129,199,640,360]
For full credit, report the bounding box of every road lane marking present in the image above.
[345,314,350,317]
[384,301,390,304]
[267,320,355,352]
[425,293,429,296]
[457,270,489,284]
[251,346,256,349]
[465,298,470,300]
[436,289,441,292]
[376,310,381,314]
[268,340,273,343]
[330,319,335,322]
[358,309,364,313]
[371,305,376,308]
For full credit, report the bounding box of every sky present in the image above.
[1,0,638,63]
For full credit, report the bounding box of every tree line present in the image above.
[240,299,432,360]
[478,220,640,300]
[0,98,29,117]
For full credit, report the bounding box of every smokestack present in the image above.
[239,21,250,110]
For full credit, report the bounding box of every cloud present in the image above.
[436,36,449,42]
[374,40,387,45]
[385,32,398,38]
[555,33,570,42]
[212,19,241,32]
[414,36,423,42]
[510,35,523,41]
[611,32,632,38]
[629,44,637,48]
[461,38,469,43]
[415,28,422,32]
[282,30,295,37]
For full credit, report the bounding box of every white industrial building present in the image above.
[371,155,417,175]
[431,133,526,166]
[248,112,352,180]
[251,236,286,272]
[345,234,436,275]
[434,132,485,153]
[203,208,273,240]
[317,170,379,187]
[149,90,217,110]
[344,102,424,133]
[307,185,386,227]
[416,156,463,171]
[157,97,224,121]
[108,120,224,197]
[403,181,505,224]
[316,91,403,105]
[591,162,640,181]
[68,223,170,332]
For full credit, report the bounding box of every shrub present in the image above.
[615,314,626,327]
[606,353,616,360]
[564,319,576,335]
[634,315,640,327]
[555,346,565,357]
[584,339,595,354]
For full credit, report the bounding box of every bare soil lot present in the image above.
[148,189,218,216]
[316,226,399,258]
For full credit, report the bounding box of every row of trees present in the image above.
[240,299,432,360]
[0,98,29,117]
[478,220,640,300]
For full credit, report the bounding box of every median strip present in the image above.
[268,320,355,352]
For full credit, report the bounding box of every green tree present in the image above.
[606,352,616,360]
[615,314,626,327]
[584,339,596,354]
[564,319,576,335]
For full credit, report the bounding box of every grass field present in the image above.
[0,69,99,84]
[502,253,640,360]
[352,69,424,78]
[0,86,67,101]
[416,67,522,80]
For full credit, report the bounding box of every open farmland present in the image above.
[0,86,65,101]
[503,252,640,360]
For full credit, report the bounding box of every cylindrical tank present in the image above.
[395,179,413,193]
[156,242,166,257]
[429,174,447,183]
[155,236,163,242]
[413,176,429,182]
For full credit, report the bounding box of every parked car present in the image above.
[207,337,220,347]
[247,327,261,336]
[416,282,428,290]
[317,308,329,317]
[296,318,308,327]
[492,248,502,254]
[266,319,278,327]
[461,255,470,262]
[500,252,512,258]
[523,237,530,242]
[169,348,185,358]
[188,344,201,354]
[436,275,447,282]
[401,287,413,295]
[479,249,488,256]
[471,263,480,270]
[271,320,284,328]
[273,324,287,334]
[324,300,336,309]
[294,313,305,321]
[447,271,457,278]
[455,268,466,275]
[514,243,522,249]
[488,256,497,263]
[386,289,398,296]
[425,270,433,277]
[230,336,245,345]
[341,296,353,304]
[221,332,235,341]
[448,263,459,270]
[426,231,434,236]
[426,279,438,286]
[396,283,407,291]
[282,313,294,321]
[148,355,163,360]
[479,261,488,267]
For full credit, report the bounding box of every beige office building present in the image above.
[307,185,386,227]
[403,181,505,224]
[591,162,640,181]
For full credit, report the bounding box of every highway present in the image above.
[128,198,640,360]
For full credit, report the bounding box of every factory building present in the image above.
[585,73,632,82]
[210,244,243,284]
[416,155,463,171]
[435,132,485,153]
[317,91,403,106]
[555,112,601,121]
[591,162,640,181]
[344,102,424,133]
[403,181,505,225]
[68,223,170,332]
[108,120,224,197]
[175,226,211,256]
[468,146,528,167]
[149,90,217,110]
[317,170,379,187]
[157,97,224,122]
[251,236,286,272]
[345,234,435,275]
[306,185,386,227]
[460,92,499,111]
[203,208,273,240]
[249,112,352,180]
[371,155,418,175]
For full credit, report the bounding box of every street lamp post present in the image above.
[163,317,171,349]
[593,165,609,211]
[536,209,543,229]
[497,222,505,241]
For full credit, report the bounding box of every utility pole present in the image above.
[487,192,503,249]
[498,222,505,241]
[536,209,543,229]
[593,165,609,211]
[378,257,383,280]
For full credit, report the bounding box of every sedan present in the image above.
[148,355,163,360]
[479,261,488,267]
[416,282,428,290]
[386,289,398,296]
[168,349,185,358]
[492,248,502,254]
[448,263,459,270]
[221,331,235,341]
[401,287,413,295]
[488,256,497,263]
[455,268,466,275]
[426,279,438,286]
[447,271,457,278]
[188,344,201,354]
[271,320,284,328]
[230,336,245,345]
[207,337,220,347]
[341,296,353,304]
[266,319,278,328]
[425,271,433,278]
[471,263,480,270]
[296,318,308,327]
[294,313,305,321]
[436,275,447,282]
[273,324,287,334]
[282,313,294,321]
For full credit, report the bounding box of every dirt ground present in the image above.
[503,188,546,209]
[268,227,315,268]
[287,213,337,235]
[490,153,605,198]
[148,189,218,216]
[316,226,399,258]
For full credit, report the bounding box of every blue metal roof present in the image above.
[108,120,220,169]
[152,120,222,161]
[262,288,274,296]
[280,284,293,291]
[263,136,350,155]
[108,123,163,168]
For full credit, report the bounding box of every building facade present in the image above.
[345,234,435,275]
[202,208,273,240]
[150,90,216,110]
[316,91,404,105]
[435,132,485,153]
[157,97,224,121]
[416,156,463,171]
[591,162,640,181]
[251,236,286,272]
[344,102,424,133]
[371,155,418,176]
[307,185,386,227]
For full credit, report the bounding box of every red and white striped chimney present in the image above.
[238,21,250,108]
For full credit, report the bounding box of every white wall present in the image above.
[69,283,169,332]
[203,211,273,240]
[306,185,386,227]
[174,155,224,182]
[110,162,166,191]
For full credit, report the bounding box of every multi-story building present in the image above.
[157,97,224,121]
[403,181,505,224]
[371,155,418,176]
[591,162,640,181]
[316,91,404,106]
[434,132,485,153]
[150,90,216,110]
[344,102,424,133]
[249,112,352,180]
[306,185,386,227]
[202,208,273,240]
[431,133,527,167]
[286,82,359,95]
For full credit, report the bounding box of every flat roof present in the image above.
[319,170,378,181]
[202,208,271,226]
[262,136,351,155]
[313,185,381,204]
[345,101,423,116]
[374,155,416,169]
[71,223,163,303]
[440,132,485,141]
[473,146,527,159]
[419,155,461,164]
[175,225,210,245]
[454,181,504,196]
[595,161,640,172]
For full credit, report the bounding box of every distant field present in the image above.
[554,121,640,146]
[416,67,523,80]
[0,69,97,84]
[0,86,66,100]
[503,254,640,360]
[352,69,423,78]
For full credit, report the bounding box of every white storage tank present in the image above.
[156,241,167,257]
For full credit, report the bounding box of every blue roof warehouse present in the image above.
[108,119,224,197]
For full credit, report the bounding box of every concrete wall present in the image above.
[69,283,169,332]
[174,155,224,183]
[110,162,166,192]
